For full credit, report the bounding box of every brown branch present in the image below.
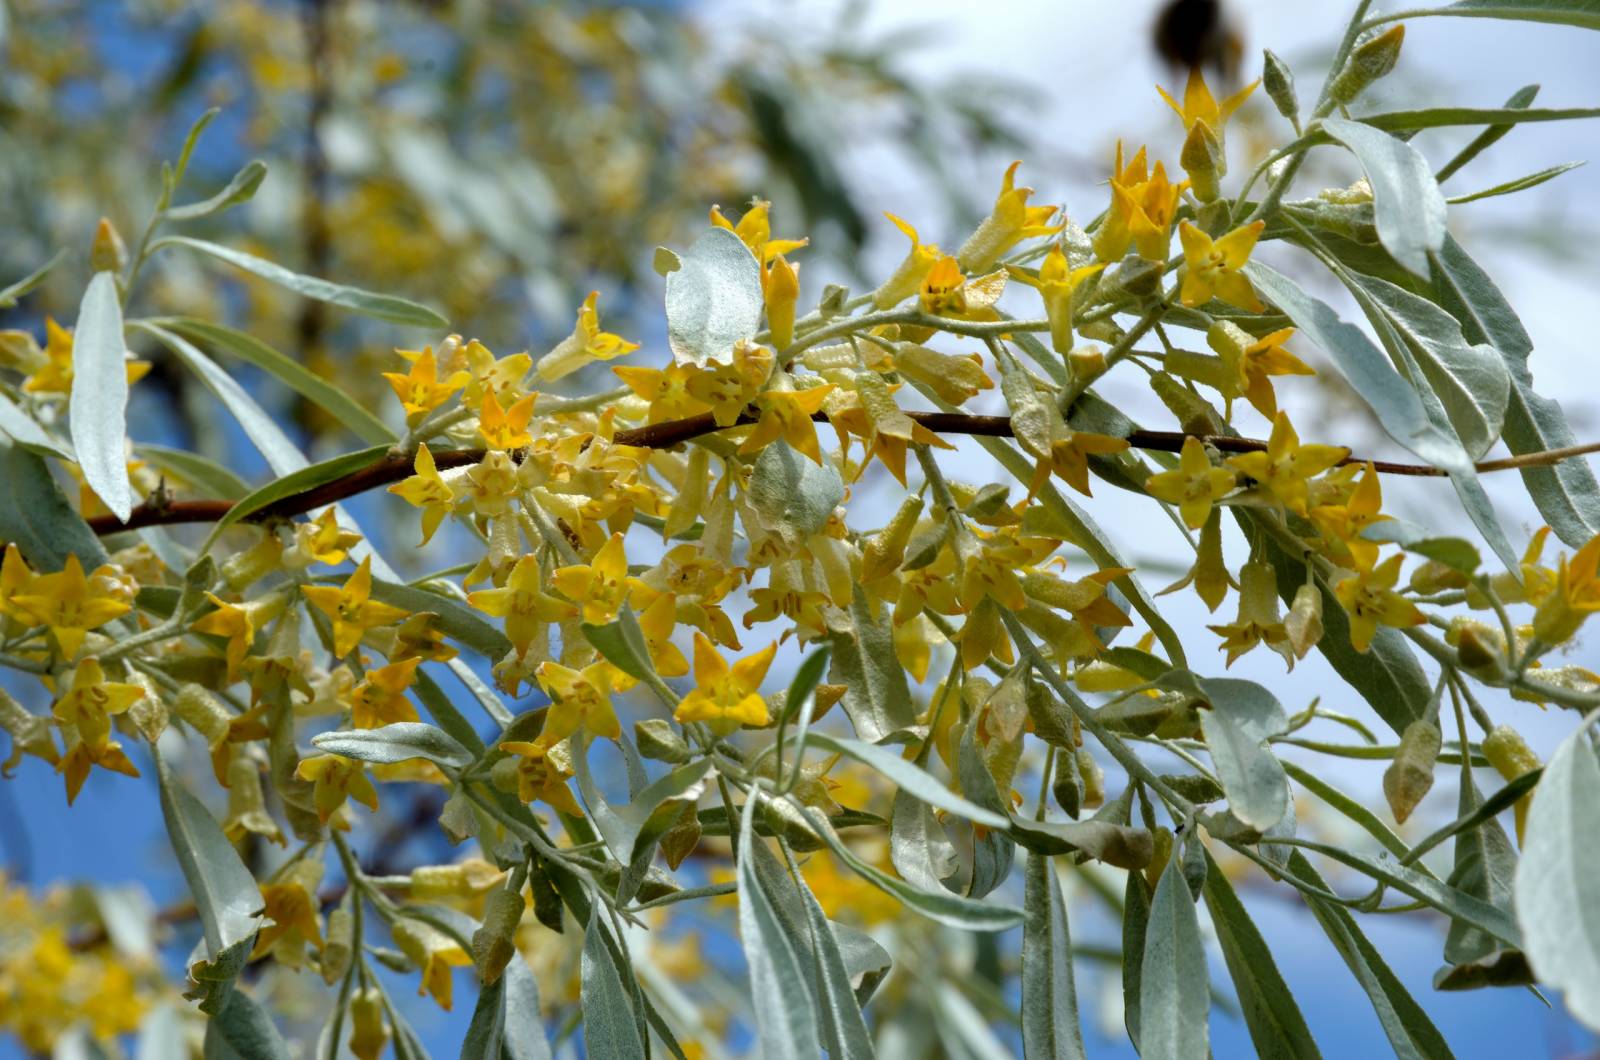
[87,411,1600,535]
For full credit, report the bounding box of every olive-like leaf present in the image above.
[665,226,763,365]
[805,731,1011,830]
[1022,851,1088,1059]
[580,908,647,1060]
[157,236,447,328]
[310,722,473,770]
[165,160,268,222]
[70,271,135,522]
[0,438,109,570]
[747,441,844,546]
[827,588,919,742]
[1139,850,1210,1060]
[1321,118,1447,278]
[738,796,824,1060]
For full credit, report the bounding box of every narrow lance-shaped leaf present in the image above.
[827,588,919,742]
[71,271,135,522]
[1022,851,1088,1060]
[1515,717,1600,1032]
[1392,1,1600,31]
[1139,848,1210,1060]
[1188,675,1290,831]
[1320,117,1447,278]
[156,235,448,327]
[0,438,109,571]
[738,795,823,1060]
[580,908,647,1060]
[310,722,473,770]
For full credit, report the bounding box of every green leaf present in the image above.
[827,587,918,742]
[137,444,250,500]
[135,1005,186,1060]
[1361,521,1482,574]
[0,249,65,308]
[1122,870,1151,1050]
[165,160,268,222]
[1352,272,1511,459]
[1436,84,1542,183]
[310,722,473,770]
[1187,675,1290,831]
[1282,761,1412,861]
[1403,0,1600,30]
[580,908,647,1060]
[71,271,135,522]
[1516,717,1600,1031]
[738,797,824,1059]
[156,236,447,328]
[1139,850,1210,1060]
[1443,773,1519,966]
[804,731,1011,830]
[794,801,1025,931]
[410,670,488,757]
[572,750,712,866]
[210,445,389,536]
[1007,816,1155,869]
[0,391,71,460]
[1360,106,1600,133]
[889,783,959,892]
[1321,118,1447,278]
[0,438,109,570]
[1202,851,1322,1059]
[157,318,396,445]
[665,226,763,365]
[367,580,511,663]
[779,644,831,748]
[1286,852,1457,1058]
[204,986,290,1060]
[957,715,1016,899]
[155,754,262,1008]
[1022,851,1088,1059]
[746,442,844,546]
[1448,161,1583,204]
[580,608,656,685]
[464,958,553,1060]
[1427,237,1600,546]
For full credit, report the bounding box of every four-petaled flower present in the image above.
[51,658,143,753]
[496,738,583,814]
[384,345,468,421]
[1144,436,1239,529]
[738,383,835,464]
[296,753,380,822]
[552,532,632,625]
[478,390,537,450]
[1179,220,1265,311]
[10,553,132,659]
[467,555,574,653]
[1227,412,1349,516]
[301,558,409,658]
[674,632,777,732]
[347,657,422,729]
[388,444,457,545]
[1334,554,1425,652]
[535,660,620,745]
[1311,461,1390,571]
[1532,532,1600,644]
[536,291,640,381]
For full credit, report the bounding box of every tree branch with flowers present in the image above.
[5,1,1600,1055]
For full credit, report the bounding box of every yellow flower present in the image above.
[612,362,711,424]
[388,444,456,545]
[383,345,468,421]
[1217,325,1315,419]
[1311,462,1390,571]
[1030,431,1131,499]
[1531,532,1600,644]
[1157,66,1257,145]
[478,390,537,450]
[1207,560,1292,667]
[674,632,776,731]
[393,918,473,1011]
[1144,436,1238,529]
[738,383,835,464]
[10,553,132,659]
[467,555,573,653]
[252,866,324,965]
[348,989,390,1060]
[51,658,143,753]
[1179,221,1265,311]
[957,161,1063,273]
[348,657,422,729]
[1227,413,1349,516]
[637,591,690,678]
[552,532,632,625]
[296,754,380,822]
[301,557,409,658]
[22,317,150,395]
[873,213,942,309]
[535,660,620,744]
[58,738,139,805]
[1012,245,1105,354]
[284,507,363,569]
[1097,145,1187,262]
[711,199,808,265]
[686,342,774,427]
[1333,553,1425,652]
[536,291,640,381]
[497,738,583,814]
[192,593,283,682]
[460,339,533,408]
[765,254,800,349]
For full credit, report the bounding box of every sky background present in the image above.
[4,0,1600,1056]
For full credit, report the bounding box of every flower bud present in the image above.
[1410,558,1470,595]
[1145,826,1175,890]
[1285,583,1324,659]
[320,896,354,985]
[224,752,284,845]
[172,682,232,745]
[348,987,390,1060]
[1328,25,1405,105]
[1067,346,1107,388]
[472,884,526,985]
[1150,371,1225,436]
[1383,720,1440,824]
[862,495,925,582]
[490,755,523,795]
[220,533,284,592]
[1180,833,1209,901]
[765,255,799,349]
[1181,120,1226,203]
[1104,254,1164,301]
[635,718,691,764]
[1077,747,1105,810]
[1159,773,1225,804]
[90,217,128,273]
[410,858,504,901]
[1262,49,1298,126]
[1482,724,1541,843]
[0,330,45,374]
